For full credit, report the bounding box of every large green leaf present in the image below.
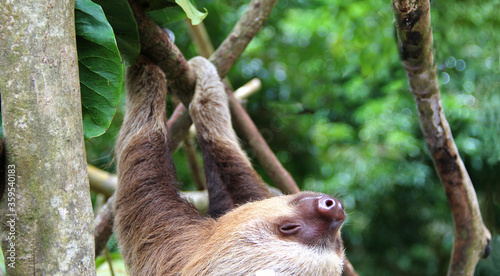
[75,0,124,140]
[147,5,187,26]
[136,0,176,11]
[147,0,206,26]
[175,0,207,25]
[92,0,140,67]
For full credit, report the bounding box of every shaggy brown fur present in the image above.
[114,56,346,276]
[188,57,273,217]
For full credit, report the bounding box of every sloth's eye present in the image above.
[279,223,302,235]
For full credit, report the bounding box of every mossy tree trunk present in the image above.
[0,0,95,275]
[392,0,491,275]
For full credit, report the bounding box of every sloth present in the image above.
[114,55,346,275]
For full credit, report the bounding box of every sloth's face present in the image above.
[187,192,346,276]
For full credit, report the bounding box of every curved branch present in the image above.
[392,0,491,274]
[209,0,277,77]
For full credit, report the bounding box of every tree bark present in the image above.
[392,1,491,274]
[0,0,96,274]
[94,195,115,256]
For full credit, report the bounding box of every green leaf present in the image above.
[175,0,207,25]
[75,0,124,140]
[147,6,187,26]
[136,0,176,11]
[92,0,140,67]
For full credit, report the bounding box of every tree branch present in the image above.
[94,194,115,256]
[208,0,277,78]
[225,83,300,194]
[183,132,207,190]
[233,78,262,101]
[185,18,215,59]
[88,164,116,197]
[392,0,491,274]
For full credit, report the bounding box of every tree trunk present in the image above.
[0,0,96,275]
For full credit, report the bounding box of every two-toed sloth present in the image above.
[114,55,346,275]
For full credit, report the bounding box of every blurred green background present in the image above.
[87,0,499,275]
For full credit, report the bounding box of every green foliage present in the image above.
[139,0,207,26]
[92,0,140,67]
[135,0,176,11]
[147,6,188,25]
[85,0,499,275]
[75,0,124,139]
[74,0,206,140]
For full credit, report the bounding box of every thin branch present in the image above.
[209,0,277,78]
[88,164,116,197]
[104,247,116,276]
[88,165,278,207]
[234,78,262,101]
[342,258,358,276]
[185,18,215,59]
[167,104,192,152]
[225,83,300,194]
[169,93,207,191]
[185,19,234,89]
[93,193,108,216]
[392,0,491,274]
[183,132,207,190]
[94,194,115,256]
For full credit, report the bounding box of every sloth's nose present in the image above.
[316,195,346,228]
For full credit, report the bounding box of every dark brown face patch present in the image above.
[275,193,345,253]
